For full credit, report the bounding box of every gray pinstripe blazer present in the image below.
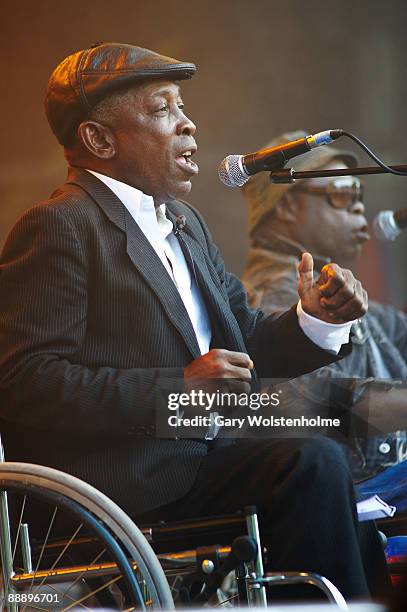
[0,168,345,516]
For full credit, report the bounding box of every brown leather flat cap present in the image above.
[45,42,197,146]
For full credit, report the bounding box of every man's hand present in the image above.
[184,349,253,395]
[298,252,368,323]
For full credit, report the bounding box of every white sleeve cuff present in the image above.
[297,300,354,355]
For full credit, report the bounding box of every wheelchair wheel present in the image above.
[0,462,174,610]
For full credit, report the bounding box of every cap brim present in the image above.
[289,145,358,172]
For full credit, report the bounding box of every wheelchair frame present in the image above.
[0,440,349,610]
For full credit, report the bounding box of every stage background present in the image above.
[1,0,406,308]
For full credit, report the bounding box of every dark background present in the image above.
[1,0,406,307]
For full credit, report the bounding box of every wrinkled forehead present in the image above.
[127,78,182,101]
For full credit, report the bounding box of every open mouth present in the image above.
[175,148,199,174]
[353,225,370,242]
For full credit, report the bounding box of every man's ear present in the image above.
[77,121,116,159]
[274,191,300,224]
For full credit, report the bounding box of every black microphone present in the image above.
[218,129,343,188]
[373,208,407,241]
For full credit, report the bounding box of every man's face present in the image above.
[108,80,198,203]
[290,161,369,266]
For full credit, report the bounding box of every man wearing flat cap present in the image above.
[0,44,390,599]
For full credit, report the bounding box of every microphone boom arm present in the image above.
[269,164,407,184]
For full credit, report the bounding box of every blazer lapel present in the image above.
[66,168,202,359]
[124,209,201,358]
[166,211,247,354]
[175,229,259,385]
[66,167,127,231]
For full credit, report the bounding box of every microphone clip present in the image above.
[269,168,296,184]
[174,214,186,236]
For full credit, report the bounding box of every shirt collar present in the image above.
[85,169,173,239]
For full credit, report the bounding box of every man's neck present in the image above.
[251,229,330,272]
[71,162,164,206]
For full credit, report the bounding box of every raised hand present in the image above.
[298,252,368,323]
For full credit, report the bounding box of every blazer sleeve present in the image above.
[186,205,351,379]
[0,204,183,437]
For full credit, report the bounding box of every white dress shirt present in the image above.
[86,170,353,355]
[87,170,211,355]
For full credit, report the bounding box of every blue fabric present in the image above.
[385,536,407,560]
[357,460,407,513]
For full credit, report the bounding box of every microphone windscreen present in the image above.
[218,155,249,187]
[372,210,401,241]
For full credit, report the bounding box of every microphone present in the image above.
[218,129,343,187]
[174,214,186,236]
[373,208,407,241]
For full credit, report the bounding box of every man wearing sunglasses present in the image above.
[242,130,407,509]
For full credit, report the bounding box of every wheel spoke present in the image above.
[0,464,174,609]
[36,523,83,590]
[42,581,91,611]
[21,506,57,612]
[61,547,107,604]
[62,574,123,611]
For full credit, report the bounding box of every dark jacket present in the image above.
[242,230,407,480]
[0,169,344,516]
